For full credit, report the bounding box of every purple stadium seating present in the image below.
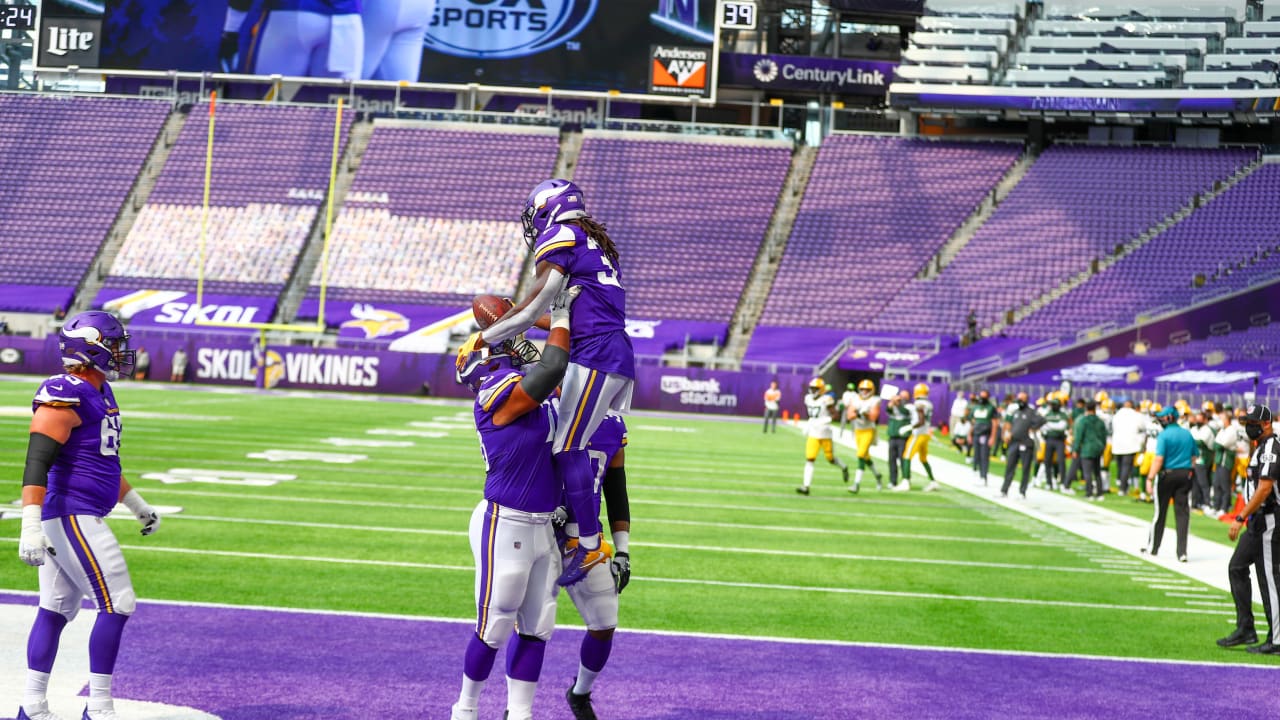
[106,102,352,295]
[863,145,1257,336]
[571,134,793,323]
[1012,162,1279,339]
[307,125,561,305]
[759,134,1021,330]
[0,94,170,311]
[1143,323,1280,364]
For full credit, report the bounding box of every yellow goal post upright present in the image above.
[192,91,346,365]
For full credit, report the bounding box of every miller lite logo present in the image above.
[46,25,94,56]
[38,17,101,68]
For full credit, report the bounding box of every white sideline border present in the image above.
[821,422,1238,595]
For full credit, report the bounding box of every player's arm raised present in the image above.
[491,286,580,426]
[482,261,567,347]
[18,405,79,566]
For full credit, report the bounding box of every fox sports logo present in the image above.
[426,0,599,59]
[752,58,779,83]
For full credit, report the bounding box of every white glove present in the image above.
[18,504,53,567]
[122,489,160,536]
[549,285,581,331]
[898,425,912,437]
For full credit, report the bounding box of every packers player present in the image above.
[847,380,884,491]
[904,383,939,492]
[797,379,850,495]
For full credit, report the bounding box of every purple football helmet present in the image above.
[59,311,134,380]
[521,179,589,248]
[456,338,540,392]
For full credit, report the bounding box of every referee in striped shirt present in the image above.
[1218,404,1280,654]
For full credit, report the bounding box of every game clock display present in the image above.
[1,4,35,32]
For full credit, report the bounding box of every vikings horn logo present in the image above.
[341,304,410,339]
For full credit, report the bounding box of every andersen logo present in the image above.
[425,0,598,59]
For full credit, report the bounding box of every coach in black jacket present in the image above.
[1218,404,1280,654]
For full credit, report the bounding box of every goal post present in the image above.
[194,91,345,334]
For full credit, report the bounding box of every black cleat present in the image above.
[841,466,850,484]
[1217,628,1258,648]
[1247,642,1280,655]
[795,486,810,495]
[567,684,598,720]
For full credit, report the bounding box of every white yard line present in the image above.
[837,427,1237,594]
[0,539,1221,616]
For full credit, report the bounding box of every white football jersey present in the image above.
[851,395,880,430]
[910,399,934,437]
[804,393,835,440]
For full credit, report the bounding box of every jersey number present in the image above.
[586,238,622,289]
[807,404,824,420]
[588,449,608,496]
[99,415,122,456]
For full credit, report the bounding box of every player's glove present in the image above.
[898,424,912,437]
[548,285,581,331]
[611,551,630,594]
[456,332,485,372]
[122,489,160,536]
[18,504,54,567]
[551,506,569,527]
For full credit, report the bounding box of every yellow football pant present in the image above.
[854,428,875,460]
[806,437,835,462]
[906,435,930,462]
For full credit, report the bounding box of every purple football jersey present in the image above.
[472,369,562,513]
[534,224,635,379]
[32,374,123,520]
[587,414,628,481]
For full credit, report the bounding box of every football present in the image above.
[472,294,513,329]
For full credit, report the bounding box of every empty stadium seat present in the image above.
[1014,51,1188,70]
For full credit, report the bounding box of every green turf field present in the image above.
[0,379,1265,665]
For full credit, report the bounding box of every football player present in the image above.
[221,0,365,80]
[904,383,939,492]
[847,379,884,490]
[361,0,435,81]
[797,379,850,495]
[16,312,161,720]
[450,287,581,720]
[468,180,634,587]
[558,412,631,720]
[838,382,858,439]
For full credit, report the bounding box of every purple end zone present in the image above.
[3,593,1276,719]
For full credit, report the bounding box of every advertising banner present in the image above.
[39,0,719,98]
[720,53,896,96]
[93,288,278,333]
[634,365,812,416]
[890,87,1280,114]
[0,284,76,314]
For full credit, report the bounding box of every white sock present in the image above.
[574,663,601,695]
[87,672,113,711]
[24,670,50,707]
[457,674,485,710]
[579,534,599,551]
[506,676,537,718]
[803,461,814,488]
[566,522,580,538]
[854,470,864,486]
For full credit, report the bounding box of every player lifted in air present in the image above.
[558,412,632,720]
[220,0,365,80]
[796,378,850,495]
[902,383,940,492]
[466,179,635,587]
[848,379,884,491]
[16,312,162,720]
[450,286,580,720]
